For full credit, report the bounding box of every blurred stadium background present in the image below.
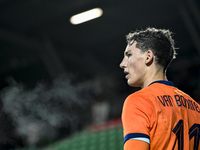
[0,0,200,149]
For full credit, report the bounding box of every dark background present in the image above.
[0,0,200,98]
[0,0,200,149]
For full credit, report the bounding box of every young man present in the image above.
[120,27,200,150]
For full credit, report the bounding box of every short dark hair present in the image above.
[126,27,177,71]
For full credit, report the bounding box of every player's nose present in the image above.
[120,57,127,69]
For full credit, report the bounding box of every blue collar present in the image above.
[148,80,175,87]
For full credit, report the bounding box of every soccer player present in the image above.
[119,27,200,150]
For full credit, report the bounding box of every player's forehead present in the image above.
[124,42,137,55]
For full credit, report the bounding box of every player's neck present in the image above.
[141,66,167,88]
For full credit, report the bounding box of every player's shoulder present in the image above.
[123,89,156,117]
[129,84,160,97]
[126,90,147,101]
[175,88,193,99]
[125,89,153,107]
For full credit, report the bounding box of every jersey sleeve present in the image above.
[122,93,156,145]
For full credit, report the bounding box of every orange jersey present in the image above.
[122,80,200,150]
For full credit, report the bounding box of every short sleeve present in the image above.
[122,93,156,144]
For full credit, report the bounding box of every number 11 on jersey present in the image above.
[172,119,200,150]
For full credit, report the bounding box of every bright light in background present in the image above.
[70,8,103,25]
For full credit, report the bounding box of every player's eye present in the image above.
[127,53,132,57]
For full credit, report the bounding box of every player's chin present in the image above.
[127,80,135,87]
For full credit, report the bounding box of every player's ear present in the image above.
[145,50,154,65]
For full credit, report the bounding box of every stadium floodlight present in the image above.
[70,8,103,25]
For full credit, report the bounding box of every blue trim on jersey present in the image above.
[124,133,150,144]
[149,80,175,87]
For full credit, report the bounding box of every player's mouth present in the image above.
[124,71,129,79]
[125,74,129,79]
